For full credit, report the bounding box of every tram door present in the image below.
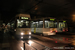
[31,21,35,33]
[58,22,65,32]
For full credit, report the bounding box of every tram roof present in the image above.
[15,14,30,18]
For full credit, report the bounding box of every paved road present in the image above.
[0,32,75,50]
[13,34,74,50]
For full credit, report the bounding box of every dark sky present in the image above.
[0,0,21,22]
[0,0,75,23]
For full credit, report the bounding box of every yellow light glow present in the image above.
[35,8,37,10]
[29,32,31,35]
[72,15,75,22]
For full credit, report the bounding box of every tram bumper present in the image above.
[15,35,31,40]
[48,32,56,35]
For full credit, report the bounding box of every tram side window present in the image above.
[54,22,57,28]
[31,23,34,28]
[45,20,57,28]
[38,21,43,28]
[45,21,48,28]
[35,21,38,28]
[10,22,15,30]
[59,22,65,28]
[49,22,54,28]
[31,22,37,28]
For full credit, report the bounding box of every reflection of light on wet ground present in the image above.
[28,40,33,46]
[21,37,23,39]
[21,47,24,50]
[72,41,75,45]
[68,35,75,45]
[52,37,66,41]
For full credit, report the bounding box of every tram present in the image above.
[57,20,68,32]
[11,14,31,39]
[31,17,68,36]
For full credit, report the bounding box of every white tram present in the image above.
[57,20,68,32]
[15,14,31,39]
[31,17,68,36]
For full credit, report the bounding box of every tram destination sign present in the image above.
[50,19,55,21]
[63,21,66,22]
[21,17,28,19]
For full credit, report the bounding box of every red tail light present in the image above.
[56,30,57,32]
[66,30,68,31]
[66,38,68,40]
[50,31,53,32]
[63,30,65,32]
[55,41,57,43]
[63,37,65,41]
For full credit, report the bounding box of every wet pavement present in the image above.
[0,32,75,50]
[0,32,11,50]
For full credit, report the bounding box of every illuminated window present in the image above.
[17,19,30,28]
[45,20,57,28]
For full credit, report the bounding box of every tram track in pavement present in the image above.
[31,34,75,50]
[31,34,71,44]
[10,34,74,50]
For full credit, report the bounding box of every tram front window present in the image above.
[17,19,30,28]
[59,22,66,28]
[45,20,57,28]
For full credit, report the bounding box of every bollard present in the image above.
[23,42,25,50]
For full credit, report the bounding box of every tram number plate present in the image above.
[52,28,55,31]
[25,31,28,35]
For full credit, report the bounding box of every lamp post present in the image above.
[23,41,25,50]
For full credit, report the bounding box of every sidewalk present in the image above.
[1,32,11,50]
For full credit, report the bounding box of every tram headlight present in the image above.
[29,36,31,38]
[21,33,24,35]
[29,32,31,35]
